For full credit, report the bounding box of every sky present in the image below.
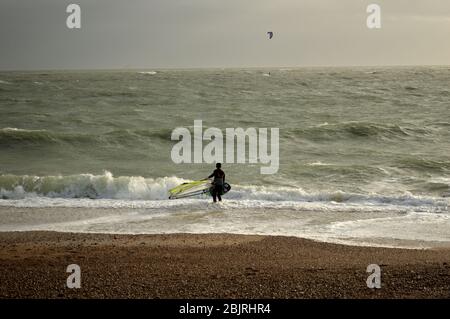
[1,0,450,70]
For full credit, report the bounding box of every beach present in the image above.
[1,231,449,299]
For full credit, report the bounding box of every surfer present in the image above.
[208,163,225,203]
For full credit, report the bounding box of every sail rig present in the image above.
[168,179,213,199]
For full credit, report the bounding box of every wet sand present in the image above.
[0,231,449,299]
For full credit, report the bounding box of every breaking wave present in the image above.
[0,172,448,212]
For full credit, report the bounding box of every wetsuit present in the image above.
[208,169,225,202]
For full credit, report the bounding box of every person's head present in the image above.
[216,163,221,169]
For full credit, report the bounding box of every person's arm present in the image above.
[207,171,215,179]
[223,172,225,183]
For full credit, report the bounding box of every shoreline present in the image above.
[1,206,448,250]
[1,231,449,299]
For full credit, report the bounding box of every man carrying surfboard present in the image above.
[208,163,225,203]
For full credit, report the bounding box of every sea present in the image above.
[1,66,449,248]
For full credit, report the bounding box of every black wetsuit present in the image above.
[208,169,225,202]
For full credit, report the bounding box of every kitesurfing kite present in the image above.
[267,31,274,39]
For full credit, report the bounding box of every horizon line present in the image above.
[1,63,449,73]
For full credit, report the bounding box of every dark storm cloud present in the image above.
[0,0,449,70]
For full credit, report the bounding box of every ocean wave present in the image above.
[283,122,433,141]
[227,184,448,208]
[0,128,86,146]
[0,127,172,148]
[306,161,331,166]
[397,158,450,172]
[432,122,450,127]
[0,122,437,149]
[0,172,448,211]
[0,172,184,200]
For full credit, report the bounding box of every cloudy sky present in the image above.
[1,0,449,70]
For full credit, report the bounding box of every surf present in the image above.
[0,172,448,213]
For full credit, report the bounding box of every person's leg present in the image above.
[212,188,217,202]
[216,185,222,202]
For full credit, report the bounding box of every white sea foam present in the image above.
[0,201,448,248]
[138,71,157,75]
[306,161,331,166]
[0,171,186,200]
[0,172,448,211]
[0,127,47,133]
[1,172,449,248]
